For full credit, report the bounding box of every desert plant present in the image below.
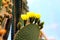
[14,12,44,40]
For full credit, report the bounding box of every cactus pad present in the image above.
[14,24,40,40]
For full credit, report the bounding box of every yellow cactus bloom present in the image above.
[35,13,41,19]
[21,14,29,20]
[27,12,35,18]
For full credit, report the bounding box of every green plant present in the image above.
[14,12,44,40]
[14,24,40,40]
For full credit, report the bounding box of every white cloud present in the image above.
[43,23,58,30]
[49,23,58,30]
[51,23,58,30]
[47,36,56,40]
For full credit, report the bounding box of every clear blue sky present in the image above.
[8,0,60,40]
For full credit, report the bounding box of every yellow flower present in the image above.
[27,12,35,18]
[35,13,41,19]
[21,14,29,20]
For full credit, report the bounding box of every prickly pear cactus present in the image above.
[14,24,40,40]
[14,12,44,40]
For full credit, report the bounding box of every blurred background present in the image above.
[8,0,60,40]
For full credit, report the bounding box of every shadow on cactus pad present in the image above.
[14,24,40,40]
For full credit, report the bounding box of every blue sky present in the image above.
[27,0,60,40]
[8,0,60,40]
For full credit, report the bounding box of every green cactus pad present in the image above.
[14,24,40,40]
